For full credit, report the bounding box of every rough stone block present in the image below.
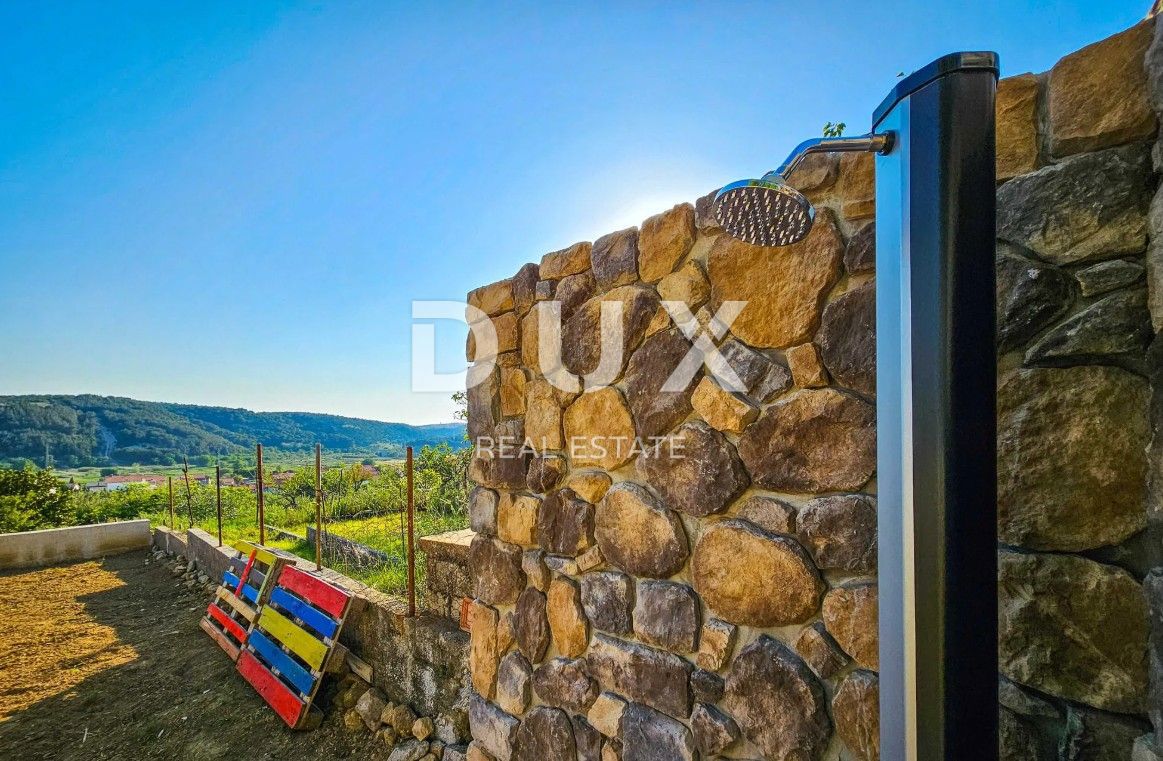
[998,366,1148,551]
[469,279,515,318]
[541,242,592,280]
[1048,20,1156,157]
[591,228,640,291]
[785,342,829,389]
[832,670,879,761]
[707,209,843,349]
[999,551,1148,713]
[632,580,700,653]
[547,576,590,658]
[638,203,695,283]
[497,494,540,547]
[797,493,877,573]
[619,703,695,761]
[586,634,692,720]
[822,583,879,671]
[724,636,830,761]
[694,618,737,671]
[997,143,1151,266]
[469,697,520,761]
[692,519,824,627]
[997,73,1041,181]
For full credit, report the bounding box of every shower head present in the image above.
[713,172,814,247]
[714,132,893,247]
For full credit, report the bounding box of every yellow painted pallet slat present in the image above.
[216,587,257,623]
[231,540,276,567]
[256,606,328,670]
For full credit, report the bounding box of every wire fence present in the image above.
[142,442,471,615]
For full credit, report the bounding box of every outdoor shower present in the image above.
[714,53,999,761]
[712,133,893,246]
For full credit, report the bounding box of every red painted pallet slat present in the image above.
[207,602,248,643]
[277,565,350,618]
[237,650,306,728]
[235,551,258,597]
[199,617,241,661]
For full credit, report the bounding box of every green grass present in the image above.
[319,511,467,596]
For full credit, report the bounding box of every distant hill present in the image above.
[0,394,466,467]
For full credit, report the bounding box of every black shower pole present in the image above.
[873,53,999,760]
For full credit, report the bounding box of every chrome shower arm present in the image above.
[770,132,894,180]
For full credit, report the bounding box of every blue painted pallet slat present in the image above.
[222,571,260,604]
[270,587,339,640]
[248,628,317,696]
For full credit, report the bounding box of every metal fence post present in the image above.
[256,443,265,545]
[215,463,223,546]
[181,456,193,529]
[315,443,323,571]
[406,446,416,618]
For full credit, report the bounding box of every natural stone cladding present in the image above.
[462,18,1163,760]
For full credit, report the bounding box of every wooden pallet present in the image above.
[200,541,293,661]
[237,565,354,729]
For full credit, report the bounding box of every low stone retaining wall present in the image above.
[152,525,189,557]
[306,525,396,569]
[419,529,474,620]
[184,527,241,584]
[309,566,471,722]
[263,525,304,543]
[0,519,151,570]
[152,526,242,587]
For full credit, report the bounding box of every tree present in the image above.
[0,467,72,533]
[273,467,318,513]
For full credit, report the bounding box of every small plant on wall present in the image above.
[823,121,846,137]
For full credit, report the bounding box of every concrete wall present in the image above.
[0,519,151,570]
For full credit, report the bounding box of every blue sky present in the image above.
[0,1,1146,424]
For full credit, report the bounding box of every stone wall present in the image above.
[305,524,396,569]
[420,528,475,620]
[463,19,1163,761]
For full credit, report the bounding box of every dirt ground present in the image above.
[0,551,394,760]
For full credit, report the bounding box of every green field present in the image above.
[56,456,406,486]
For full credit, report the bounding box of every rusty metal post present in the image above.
[315,444,323,571]
[256,443,266,545]
[406,445,416,618]
[215,463,223,547]
[167,476,174,528]
[181,456,193,529]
